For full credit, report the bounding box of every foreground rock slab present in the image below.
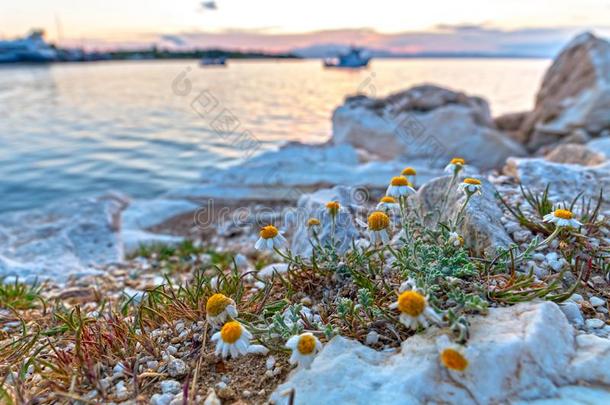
[0,194,127,281]
[289,186,362,257]
[416,176,512,255]
[271,302,610,405]
[504,158,610,209]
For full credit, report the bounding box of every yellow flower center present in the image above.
[297,334,317,355]
[440,348,469,371]
[397,291,426,317]
[554,209,573,220]
[220,321,243,344]
[450,157,465,165]
[206,293,232,316]
[368,211,390,231]
[307,218,321,227]
[326,201,340,215]
[259,225,279,239]
[390,176,409,187]
[380,196,396,204]
[401,167,417,176]
[463,178,481,185]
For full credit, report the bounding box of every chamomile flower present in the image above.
[386,176,416,198]
[367,211,391,245]
[206,293,238,328]
[211,321,253,359]
[376,196,399,211]
[286,332,323,369]
[401,167,417,177]
[459,178,482,195]
[543,209,582,228]
[448,232,464,247]
[437,335,469,372]
[307,218,321,227]
[326,201,341,217]
[390,290,442,330]
[445,157,466,174]
[255,225,286,251]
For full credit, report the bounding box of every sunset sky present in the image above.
[2,0,610,55]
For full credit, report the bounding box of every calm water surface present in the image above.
[0,59,550,212]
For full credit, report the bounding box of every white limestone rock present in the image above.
[416,175,513,255]
[258,263,289,279]
[331,85,525,170]
[519,32,610,150]
[588,137,610,159]
[504,158,610,209]
[120,198,198,254]
[0,194,127,281]
[289,186,361,257]
[271,301,610,405]
[166,143,446,202]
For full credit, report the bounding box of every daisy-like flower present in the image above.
[448,231,464,247]
[367,211,391,245]
[307,218,321,227]
[386,176,416,198]
[444,157,466,174]
[543,209,582,228]
[437,335,469,372]
[401,167,417,177]
[376,196,399,211]
[459,178,482,195]
[286,332,323,369]
[326,201,341,217]
[211,321,253,359]
[440,347,469,372]
[206,293,238,328]
[390,290,442,330]
[255,225,286,251]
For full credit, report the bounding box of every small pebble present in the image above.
[585,318,605,329]
[146,360,159,370]
[203,389,221,405]
[266,356,276,370]
[365,330,379,345]
[160,380,182,395]
[150,393,174,405]
[590,296,605,307]
[167,358,188,378]
[115,380,129,400]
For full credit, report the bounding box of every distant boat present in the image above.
[200,56,227,66]
[0,30,57,63]
[324,47,370,69]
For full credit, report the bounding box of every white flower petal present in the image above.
[247,344,269,355]
[229,344,239,358]
[226,305,238,318]
[286,335,300,349]
[221,343,230,358]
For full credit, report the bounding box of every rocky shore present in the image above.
[1,32,609,404]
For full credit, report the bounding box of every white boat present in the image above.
[0,30,57,63]
[324,47,370,69]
